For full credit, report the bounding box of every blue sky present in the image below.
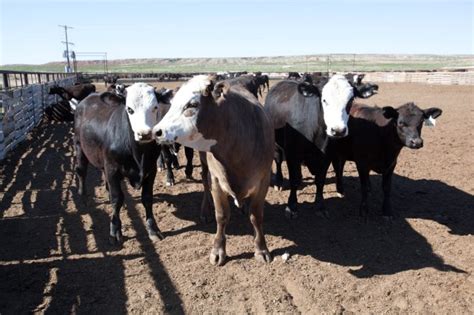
[0,0,472,65]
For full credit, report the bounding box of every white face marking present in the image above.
[153,75,217,151]
[69,98,78,110]
[125,83,159,142]
[321,75,354,137]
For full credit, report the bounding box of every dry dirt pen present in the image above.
[0,81,473,314]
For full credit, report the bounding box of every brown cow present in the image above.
[153,75,274,266]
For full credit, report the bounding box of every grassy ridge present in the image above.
[1,54,473,73]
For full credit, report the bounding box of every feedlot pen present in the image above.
[0,81,473,313]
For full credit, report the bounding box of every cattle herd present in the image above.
[60,71,442,266]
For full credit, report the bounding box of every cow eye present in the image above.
[153,106,158,111]
[127,107,134,115]
[184,101,199,110]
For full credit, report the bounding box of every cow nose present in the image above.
[138,130,152,140]
[410,138,423,148]
[155,129,163,137]
[331,127,347,137]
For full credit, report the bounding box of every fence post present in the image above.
[2,73,8,89]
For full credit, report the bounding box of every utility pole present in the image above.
[59,25,74,73]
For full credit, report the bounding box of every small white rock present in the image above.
[282,252,290,263]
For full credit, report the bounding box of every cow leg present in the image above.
[273,128,285,191]
[171,143,180,169]
[142,164,165,242]
[334,158,346,198]
[356,162,370,219]
[313,156,331,218]
[285,155,301,219]
[273,146,284,191]
[74,141,89,202]
[157,151,165,172]
[209,176,230,266]
[161,146,175,186]
[249,181,272,263]
[382,167,395,219]
[199,152,213,223]
[105,170,124,244]
[184,146,194,179]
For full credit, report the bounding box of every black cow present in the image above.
[226,75,260,98]
[49,83,96,110]
[255,74,270,96]
[325,102,442,218]
[103,74,119,86]
[265,75,379,218]
[74,83,170,243]
[287,72,301,80]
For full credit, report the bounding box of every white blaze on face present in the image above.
[321,75,354,137]
[153,75,217,152]
[125,83,159,142]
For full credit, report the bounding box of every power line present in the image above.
[58,25,74,72]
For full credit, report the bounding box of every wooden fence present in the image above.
[0,72,77,160]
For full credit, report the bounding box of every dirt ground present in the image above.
[0,80,473,314]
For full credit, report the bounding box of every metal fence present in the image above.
[0,71,77,160]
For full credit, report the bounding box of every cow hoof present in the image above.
[109,232,123,245]
[284,206,298,219]
[166,180,175,187]
[148,230,165,242]
[186,174,194,180]
[255,250,272,263]
[209,248,226,266]
[336,192,345,198]
[158,167,163,172]
[274,185,283,192]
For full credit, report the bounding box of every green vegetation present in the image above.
[1,54,472,73]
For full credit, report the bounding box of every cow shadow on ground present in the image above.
[166,173,471,278]
[0,121,185,314]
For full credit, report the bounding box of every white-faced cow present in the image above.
[264,74,378,218]
[154,75,274,266]
[75,83,170,244]
[327,102,442,219]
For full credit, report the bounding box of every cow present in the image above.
[255,74,270,96]
[226,75,260,98]
[287,72,301,80]
[154,75,274,266]
[103,74,119,86]
[74,83,170,244]
[49,83,96,110]
[264,75,379,218]
[325,102,442,219]
[106,83,129,96]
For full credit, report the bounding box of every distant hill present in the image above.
[1,54,473,73]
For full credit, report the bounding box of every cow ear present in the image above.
[202,79,215,97]
[382,106,399,119]
[156,88,173,103]
[297,82,320,97]
[354,83,379,99]
[423,107,442,119]
[212,81,230,100]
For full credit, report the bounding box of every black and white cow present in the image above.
[74,83,167,244]
[265,74,378,218]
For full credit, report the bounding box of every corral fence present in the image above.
[0,70,79,160]
[1,68,473,161]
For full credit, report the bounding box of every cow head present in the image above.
[124,83,160,143]
[345,73,379,99]
[383,102,442,149]
[153,75,221,152]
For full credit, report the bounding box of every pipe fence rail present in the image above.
[1,70,78,160]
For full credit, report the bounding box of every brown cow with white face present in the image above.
[153,75,274,266]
